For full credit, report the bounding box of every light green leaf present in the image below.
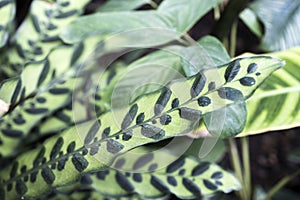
[38,46,183,137]
[0,36,112,157]
[109,46,184,109]
[1,0,91,78]
[60,0,222,44]
[239,8,263,38]
[0,56,283,199]
[0,0,15,48]
[87,156,240,199]
[181,36,246,138]
[60,11,172,45]
[158,0,221,33]
[250,0,300,51]
[54,144,238,199]
[182,35,230,77]
[98,0,155,12]
[238,47,300,136]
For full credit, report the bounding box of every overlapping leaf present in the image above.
[98,0,155,12]
[0,56,283,199]
[250,0,300,51]
[238,47,300,136]
[60,0,223,44]
[87,156,240,199]
[0,0,15,48]
[1,0,91,78]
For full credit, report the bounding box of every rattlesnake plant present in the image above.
[0,0,286,199]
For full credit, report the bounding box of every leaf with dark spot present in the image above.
[72,153,89,172]
[121,104,138,129]
[106,139,124,154]
[84,120,101,145]
[141,124,165,140]
[191,73,206,98]
[133,153,154,170]
[154,87,172,115]
[41,167,55,184]
[225,60,240,82]
[115,172,134,191]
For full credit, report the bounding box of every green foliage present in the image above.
[182,36,231,77]
[239,8,263,38]
[0,55,283,198]
[98,0,155,12]
[239,47,300,136]
[1,0,92,78]
[60,0,222,44]
[241,0,300,51]
[0,0,296,199]
[86,156,240,198]
[0,0,15,48]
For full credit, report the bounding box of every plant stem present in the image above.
[229,138,247,200]
[263,169,300,200]
[242,137,251,200]
[214,5,221,21]
[230,20,238,57]
[212,0,249,41]
[149,1,158,9]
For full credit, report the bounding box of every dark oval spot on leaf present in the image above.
[106,139,124,154]
[192,163,210,176]
[225,60,240,82]
[132,173,143,183]
[2,129,23,138]
[182,178,201,195]
[155,88,172,115]
[166,157,185,173]
[208,82,216,91]
[55,10,77,19]
[141,124,165,140]
[84,120,101,145]
[50,137,64,160]
[179,107,202,121]
[122,131,132,141]
[211,172,223,179]
[167,176,177,186]
[160,114,172,125]
[16,179,27,196]
[172,98,179,109]
[136,113,145,124]
[148,164,158,172]
[247,63,258,74]
[67,141,76,153]
[133,153,154,170]
[41,166,56,184]
[25,108,48,114]
[115,172,134,192]
[197,96,211,107]
[72,153,89,172]
[114,158,126,169]
[96,170,109,180]
[121,104,138,129]
[203,179,218,190]
[218,87,244,101]
[81,174,93,185]
[151,176,169,192]
[191,73,206,98]
[240,77,256,86]
[49,88,70,95]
